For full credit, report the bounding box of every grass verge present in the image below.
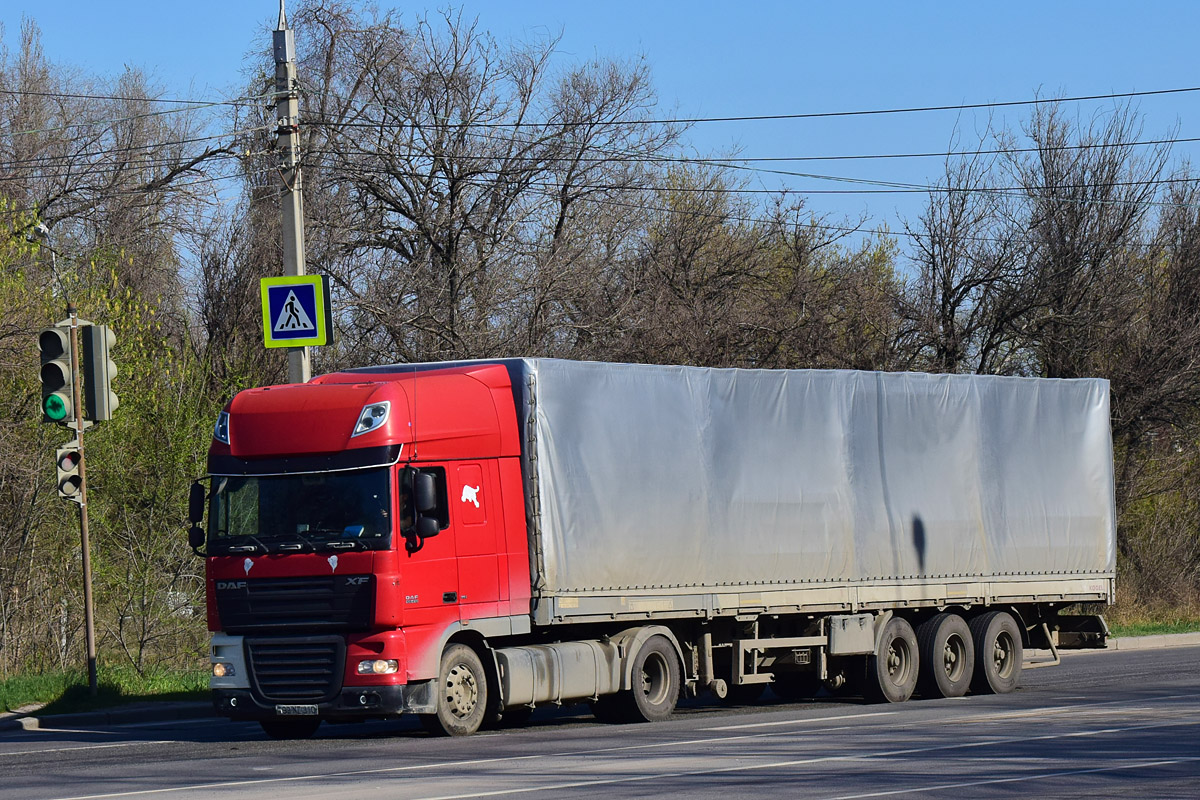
[0,666,207,715]
[1108,618,1200,638]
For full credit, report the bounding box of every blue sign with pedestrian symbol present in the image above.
[260,275,332,348]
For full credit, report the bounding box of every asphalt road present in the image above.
[1,645,1198,800]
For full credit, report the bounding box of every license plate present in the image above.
[275,704,318,716]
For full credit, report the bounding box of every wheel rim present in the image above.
[992,630,1016,679]
[445,661,479,719]
[639,651,670,705]
[943,632,967,682]
[885,636,913,686]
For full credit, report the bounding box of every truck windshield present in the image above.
[208,468,391,554]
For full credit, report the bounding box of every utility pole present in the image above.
[274,0,310,383]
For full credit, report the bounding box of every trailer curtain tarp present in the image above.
[522,360,1116,594]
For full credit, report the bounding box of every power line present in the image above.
[6,165,280,219]
[1,90,277,139]
[0,125,270,172]
[0,88,260,107]
[0,152,244,182]
[304,122,1199,210]
[315,131,1200,170]
[302,150,1200,210]
[312,159,1197,251]
[303,85,1200,130]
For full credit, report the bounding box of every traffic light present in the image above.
[55,441,83,503]
[82,324,118,421]
[38,325,75,426]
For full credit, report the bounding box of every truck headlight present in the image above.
[212,662,236,678]
[357,659,399,675]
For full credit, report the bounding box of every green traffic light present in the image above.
[44,394,68,421]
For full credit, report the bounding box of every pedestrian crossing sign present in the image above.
[260,275,333,348]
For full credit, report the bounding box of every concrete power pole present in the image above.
[274,0,310,383]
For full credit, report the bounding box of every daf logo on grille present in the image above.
[345,577,369,586]
[216,580,248,590]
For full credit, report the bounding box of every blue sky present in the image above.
[7,1,1200,234]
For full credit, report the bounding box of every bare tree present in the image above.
[255,3,680,364]
[1006,102,1169,379]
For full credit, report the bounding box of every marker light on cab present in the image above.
[352,401,390,437]
[213,411,230,444]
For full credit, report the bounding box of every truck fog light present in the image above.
[357,659,399,675]
[212,662,235,678]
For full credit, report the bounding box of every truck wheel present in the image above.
[627,635,681,722]
[259,718,320,740]
[916,613,974,698]
[862,616,919,703]
[421,643,489,736]
[969,611,1022,694]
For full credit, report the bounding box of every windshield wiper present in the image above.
[275,530,319,553]
[324,540,365,550]
[222,534,271,554]
[305,528,369,551]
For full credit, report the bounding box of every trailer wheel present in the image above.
[259,717,320,740]
[969,611,1023,694]
[916,613,974,698]
[862,616,919,703]
[626,635,681,722]
[421,643,489,736]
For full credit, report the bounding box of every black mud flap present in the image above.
[1055,614,1110,649]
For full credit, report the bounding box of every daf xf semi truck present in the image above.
[188,359,1114,738]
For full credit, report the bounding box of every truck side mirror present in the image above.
[416,516,440,539]
[188,525,205,551]
[414,472,437,514]
[188,481,206,525]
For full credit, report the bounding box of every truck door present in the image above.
[452,462,501,619]
[397,466,458,626]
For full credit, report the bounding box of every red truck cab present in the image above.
[197,362,531,737]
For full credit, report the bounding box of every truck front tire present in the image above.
[421,643,489,736]
[862,616,919,703]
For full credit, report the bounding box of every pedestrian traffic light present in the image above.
[82,324,118,421]
[38,325,75,426]
[56,441,83,503]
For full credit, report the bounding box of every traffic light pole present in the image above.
[66,302,99,696]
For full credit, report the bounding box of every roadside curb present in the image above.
[0,700,212,733]
[1107,631,1200,650]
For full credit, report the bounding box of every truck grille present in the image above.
[245,636,344,703]
[215,575,374,633]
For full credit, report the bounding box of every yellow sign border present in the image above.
[260,275,331,348]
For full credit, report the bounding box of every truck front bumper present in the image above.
[212,680,436,722]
